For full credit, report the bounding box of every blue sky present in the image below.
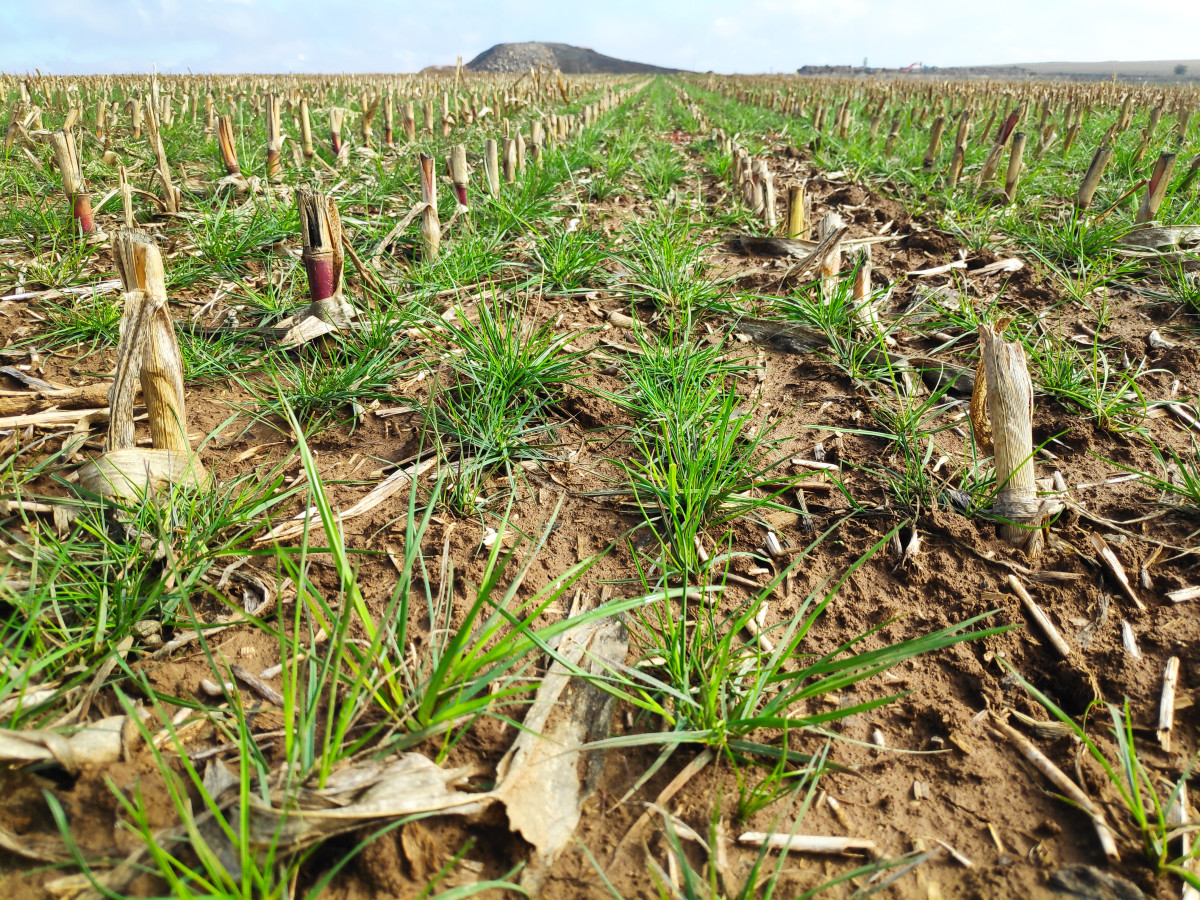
[2,0,1198,74]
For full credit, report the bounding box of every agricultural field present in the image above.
[0,67,1199,899]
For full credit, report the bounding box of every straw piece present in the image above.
[1157,656,1180,752]
[1007,575,1071,658]
[738,832,877,856]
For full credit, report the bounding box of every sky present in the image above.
[2,0,1199,75]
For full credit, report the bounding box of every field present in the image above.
[1,68,1199,899]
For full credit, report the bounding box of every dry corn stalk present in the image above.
[760,165,776,229]
[299,97,314,160]
[883,115,901,155]
[5,104,27,153]
[382,93,394,147]
[403,101,416,141]
[851,246,877,332]
[502,138,517,183]
[79,229,207,501]
[297,187,355,328]
[450,144,469,210]
[947,110,971,188]
[816,212,844,299]
[969,354,992,452]
[922,115,946,169]
[49,129,94,235]
[144,100,181,214]
[785,182,808,238]
[980,322,1038,544]
[1004,132,1026,203]
[126,94,142,139]
[360,94,380,147]
[1135,152,1177,224]
[976,108,1020,189]
[265,93,283,182]
[94,97,107,145]
[1180,153,1200,194]
[1176,105,1192,143]
[747,159,764,214]
[118,164,134,227]
[217,114,240,176]
[419,153,441,262]
[328,107,345,156]
[1076,144,1112,210]
[484,138,500,197]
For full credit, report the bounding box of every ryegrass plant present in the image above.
[616,208,724,309]
[260,332,411,432]
[773,263,897,381]
[1024,332,1153,431]
[0,442,299,726]
[425,294,584,510]
[192,193,297,280]
[532,221,607,292]
[849,370,962,511]
[636,141,687,198]
[33,289,122,351]
[605,317,795,574]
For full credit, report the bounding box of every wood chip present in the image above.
[791,457,839,471]
[1120,620,1142,659]
[973,258,1024,276]
[230,664,285,706]
[0,407,109,429]
[935,839,973,867]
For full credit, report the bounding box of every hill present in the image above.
[464,42,680,75]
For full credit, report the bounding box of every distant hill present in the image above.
[464,42,681,75]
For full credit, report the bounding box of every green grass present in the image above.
[251,329,411,433]
[594,521,1008,806]
[0,442,299,728]
[616,207,724,309]
[532,221,608,292]
[424,293,585,511]
[599,316,797,575]
[636,141,687,199]
[1024,331,1153,431]
[191,192,298,280]
[33,289,123,351]
[772,262,896,381]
